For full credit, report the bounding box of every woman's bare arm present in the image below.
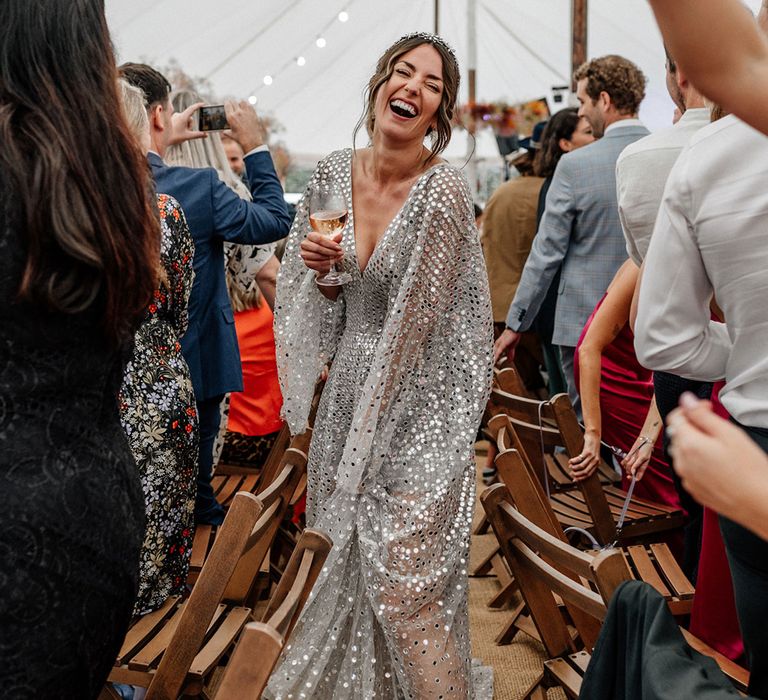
[570,260,639,480]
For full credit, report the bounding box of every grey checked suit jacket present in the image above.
[505,123,649,347]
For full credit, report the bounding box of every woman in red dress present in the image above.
[569,259,681,512]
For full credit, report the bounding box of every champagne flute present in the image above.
[309,184,352,287]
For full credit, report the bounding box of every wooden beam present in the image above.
[571,0,588,90]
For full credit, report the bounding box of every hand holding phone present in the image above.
[169,101,206,146]
[224,100,266,153]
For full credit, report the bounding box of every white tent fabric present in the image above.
[106,0,762,159]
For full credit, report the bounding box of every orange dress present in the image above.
[227,302,283,437]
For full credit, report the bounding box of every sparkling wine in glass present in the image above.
[309,185,352,287]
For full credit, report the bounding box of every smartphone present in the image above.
[198,104,229,131]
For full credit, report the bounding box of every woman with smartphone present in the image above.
[0,0,160,696]
[266,33,493,699]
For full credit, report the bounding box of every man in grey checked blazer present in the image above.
[494,55,648,416]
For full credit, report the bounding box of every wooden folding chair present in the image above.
[105,459,307,699]
[490,376,619,491]
[481,481,748,697]
[213,529,332,699]
[497,389,685,546]
[101,492,263,700]
[190,450,306,599]
[489,437,693,646]
[481,481,627,698]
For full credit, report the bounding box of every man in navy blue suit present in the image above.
[121,64,291,525]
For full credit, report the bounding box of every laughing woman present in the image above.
[267,33,493,700]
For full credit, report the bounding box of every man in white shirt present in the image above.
[616,47,711,581]
[635,114,768,697]
[616,48,710,266]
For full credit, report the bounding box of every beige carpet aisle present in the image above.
[469,447,566,700]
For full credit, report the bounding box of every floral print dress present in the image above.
[119,193,198,616]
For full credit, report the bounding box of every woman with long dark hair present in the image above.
[0,1,160,696]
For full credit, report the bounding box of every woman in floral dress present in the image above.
[119,192,198,615]
[117,79,198,615]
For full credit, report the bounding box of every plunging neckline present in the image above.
[346,149,444,277]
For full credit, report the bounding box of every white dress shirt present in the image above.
[616,107,711,265]
[635,115,768,428]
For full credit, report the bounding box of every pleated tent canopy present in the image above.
[106,0,762,162]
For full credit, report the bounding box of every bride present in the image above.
[267,32,493,699]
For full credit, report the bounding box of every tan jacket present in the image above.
[481,175,544,322]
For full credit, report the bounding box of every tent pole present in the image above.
[571,0,588,89]
[434,0,439,34]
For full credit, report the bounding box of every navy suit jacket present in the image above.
[149,150,290,401]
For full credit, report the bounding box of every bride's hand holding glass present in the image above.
[300,230,344,276]
[303,185,352,286]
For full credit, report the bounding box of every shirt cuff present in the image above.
[244,144,270,157]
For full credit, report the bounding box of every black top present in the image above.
[0,182,145,698]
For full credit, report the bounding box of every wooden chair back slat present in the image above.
[549,395,617,544]
[255,423,291,478]
[146,492,263,700]
[214,622,284,700]
[490,386,556,425]
[510,536,607,621]
[261,529,333,642]
[494,426,562,539]
[223,461,304,606]
[265,550,313,638]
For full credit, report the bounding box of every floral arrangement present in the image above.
[455,97,550,137]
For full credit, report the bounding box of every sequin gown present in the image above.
[269,149,494,699]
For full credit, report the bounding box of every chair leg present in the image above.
[473,513,491,535]
[471,543,500,577]
[488,577,517,609]
[494,600,526,645]
[522,673,547,700]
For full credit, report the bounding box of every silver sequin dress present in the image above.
[269,149,493,699]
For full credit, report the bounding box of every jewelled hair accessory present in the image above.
[395,31,459,69]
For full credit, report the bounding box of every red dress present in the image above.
[574,296,682,512]
[688,382,744,662]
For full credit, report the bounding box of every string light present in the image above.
[248,95,258,105]
[247,2,353,94]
